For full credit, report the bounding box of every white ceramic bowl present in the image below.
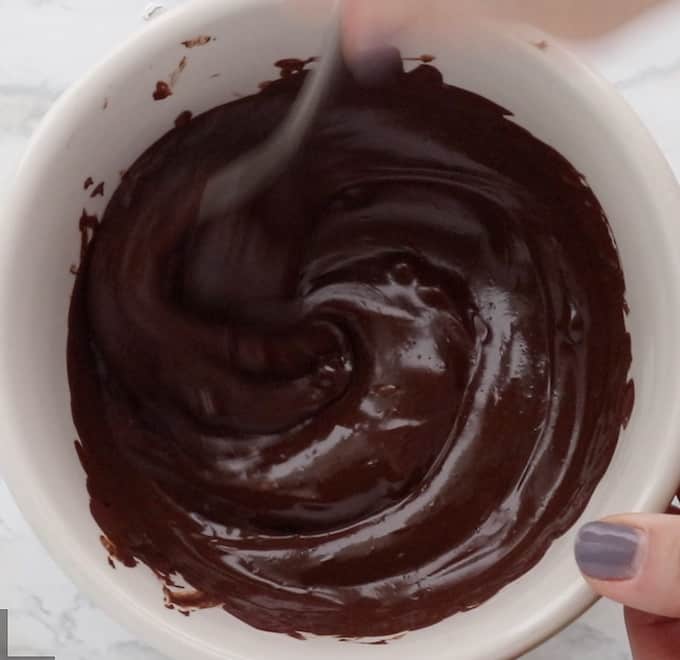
[3,1,680,659]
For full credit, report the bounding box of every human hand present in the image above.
[299,2,673,657]
[336,0,667,63]
[575,513,680,659]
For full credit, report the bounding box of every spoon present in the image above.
[183,1,344,313]
[198,0,344,222]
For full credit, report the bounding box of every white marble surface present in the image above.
[4,1,680,658]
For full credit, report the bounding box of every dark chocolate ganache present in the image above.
[68,56,632,637]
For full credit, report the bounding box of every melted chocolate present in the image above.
[182,35,214,49]
[152,80,172,101]
[68,58,632,637]
[174,110,193,129]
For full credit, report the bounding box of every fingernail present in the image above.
[575,521,645,581]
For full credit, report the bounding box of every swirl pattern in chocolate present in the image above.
[68,56,632,637]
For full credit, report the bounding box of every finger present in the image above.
[339,0,669,48]
[341,0,484,84]
[574,515,680,618]
[293,0,669,45]
[341,0,418,60]
[286,0,425,85]
[486,0,667,38]
[625,607,680,660]
[287,0,421,56]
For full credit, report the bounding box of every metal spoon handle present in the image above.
[200,0,344,221]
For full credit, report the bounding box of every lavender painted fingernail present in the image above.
[574,521,645,581]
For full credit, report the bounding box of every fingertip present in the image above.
[575,514,680,619]
[341,0,414,66]
[341,1,390,76]
[344,44,404,87]
[574,521,645,582]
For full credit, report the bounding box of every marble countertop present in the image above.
[4,1,680,658]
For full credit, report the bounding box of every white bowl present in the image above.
[3,1,680,658]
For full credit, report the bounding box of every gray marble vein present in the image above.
[0,83,62,136]
[616,53,680,90]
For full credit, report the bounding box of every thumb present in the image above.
[574,515,680,617]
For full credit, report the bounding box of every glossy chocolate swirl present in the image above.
[68,57,632,637]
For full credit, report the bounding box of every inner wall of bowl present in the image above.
[3,2,680,660]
